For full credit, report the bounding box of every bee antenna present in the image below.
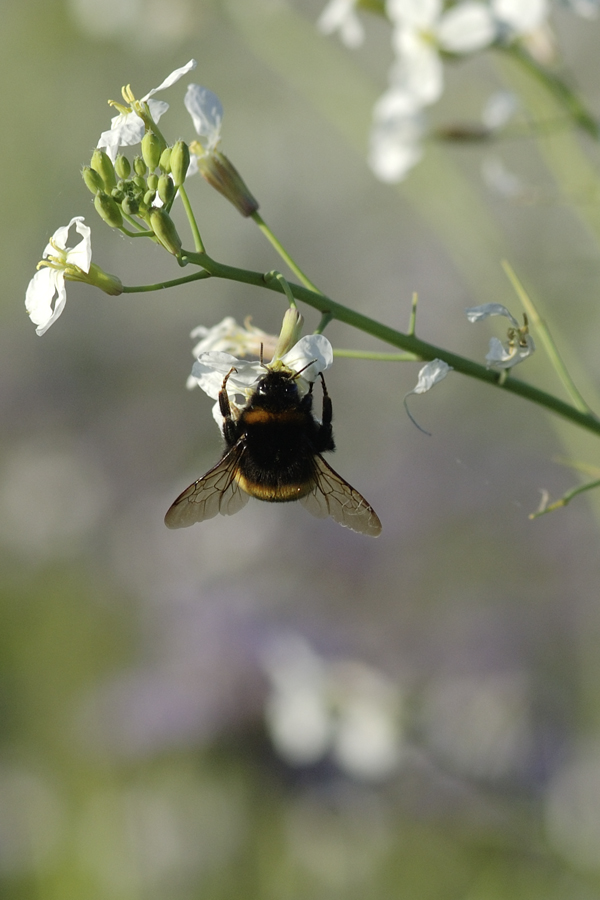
[293,358,318,379]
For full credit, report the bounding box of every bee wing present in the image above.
[164,441,249,529]
[300,455,382,537]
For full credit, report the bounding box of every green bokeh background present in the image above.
[3,1,600,897]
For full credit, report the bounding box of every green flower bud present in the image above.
[111,188,125,203]
[147,174,159,192]
[90,149,117,191]
[122,196,139,216]
[158,174,175,205]
[82,165,104,195]
[141,131,165,171]
[115,154,131,179]
[94,191,123,228]
[150,208,182,256]
[133,174,146,191]
[133,155,147,177]
[143,190,156,207]
[159,147,172,173]
[170,141,190,187]
[196,150,259,217]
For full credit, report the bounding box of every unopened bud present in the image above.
[122,196,139,216]
[197,150,259,217]
[141,131,165,171]
[170,141,190,187]
[133,156,147,177]
[158,174,175,205]
[150,208,182,256]
[273,307,304,361]
[143,190,156,207]
[82,165,104,195]
[115,154,131,179]
[90,149,117,191]
[159,147,172,173]
[147,174,159,192]
[94,191,123,228]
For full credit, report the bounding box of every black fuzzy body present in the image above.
[221,370,334,502]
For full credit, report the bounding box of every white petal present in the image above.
[191,351,262,401]
[481,91,517,129]
[491,0,548,33]
[184,85,223,151]
[25,268,66,336]
[142,59,197,100]
[369,92,425,182]
[481,156,523,198]
[65,218,92,273]
[317,0,365,47]
[411,359,453,394]
[279,335,333,382]
[465,303,520,327]
[438,3,497,53]
[390,33,444,105]
[145,98,169,124]
[386,0,441,28]
[97,111,145,161]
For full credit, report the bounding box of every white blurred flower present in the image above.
[25,217,92,336]
[97,59,196,161]
[491,0,549,35]
[184,84,223,153]
[262,635,403,780]
[559,0,599,17]
[317,0,365,48]
[481,90,518,130]
[387,0,497,107]
[368,88,425,182]
[481,156,525,199]
[466,303,535,369]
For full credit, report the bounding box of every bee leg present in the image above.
[317,373,335,452]
[219,367,239,445]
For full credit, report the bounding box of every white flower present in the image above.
[184,84,223,153]
[387,0,497,107]
[188,328,333,431]
[466,303,535,369]
[317,0,365,48]
[481,90,518,130]
[186,317,278,389]
[262,634,403,780]
[368,88,425,182]
[25,217,92,336]
[491,0,549,35]
[559,0,599,18]
[97,59,197,161]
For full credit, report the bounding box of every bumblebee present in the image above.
[165,366,382,536]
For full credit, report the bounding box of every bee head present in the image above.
[253,370,299,409]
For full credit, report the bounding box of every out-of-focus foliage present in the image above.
[5,1,600,897]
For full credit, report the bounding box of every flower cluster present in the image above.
[319,0,594,182]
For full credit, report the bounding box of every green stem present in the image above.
[178,249,600,439]
[251,211,322,293]
[334,349,419,361]
[121,270,212,293]
[530,478,600,519]
[178,185,205,253]
[500,44,599,140]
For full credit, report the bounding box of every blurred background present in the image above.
[4,0,600,897]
